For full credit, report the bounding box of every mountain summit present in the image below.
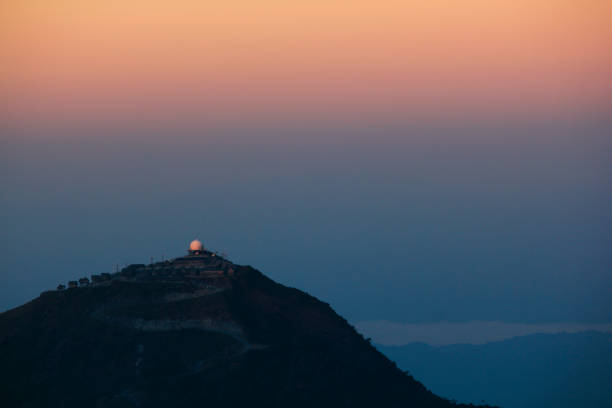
[0,242,489,407]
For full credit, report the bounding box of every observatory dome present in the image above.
[189,239,203,252]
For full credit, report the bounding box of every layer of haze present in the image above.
[1,1,611,336]
[358,321,612,346]
[2,119,611,328]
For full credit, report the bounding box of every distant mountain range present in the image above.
[0,251,492,408]
[378,331,612,408]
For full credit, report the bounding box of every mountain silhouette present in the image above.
[0,248,492,407]
[378,331,612,408]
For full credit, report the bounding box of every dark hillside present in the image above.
[0,256,492,408]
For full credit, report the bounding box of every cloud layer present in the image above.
[356,321,612,346]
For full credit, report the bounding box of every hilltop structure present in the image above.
[58,239,234,289]
[188,239,204,255]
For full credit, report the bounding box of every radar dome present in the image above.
[189,239,203,252]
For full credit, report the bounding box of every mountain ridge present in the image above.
[378,331,612,408]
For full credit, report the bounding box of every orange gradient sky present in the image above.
[1,0,611,126]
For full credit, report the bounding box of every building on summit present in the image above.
[168,239,235,277]
[188,239,204,255]
[173,239,213,268]
[56,239,235,291]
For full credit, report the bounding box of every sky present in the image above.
[1,0,611,343]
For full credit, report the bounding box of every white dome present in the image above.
[189,239,203,251]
